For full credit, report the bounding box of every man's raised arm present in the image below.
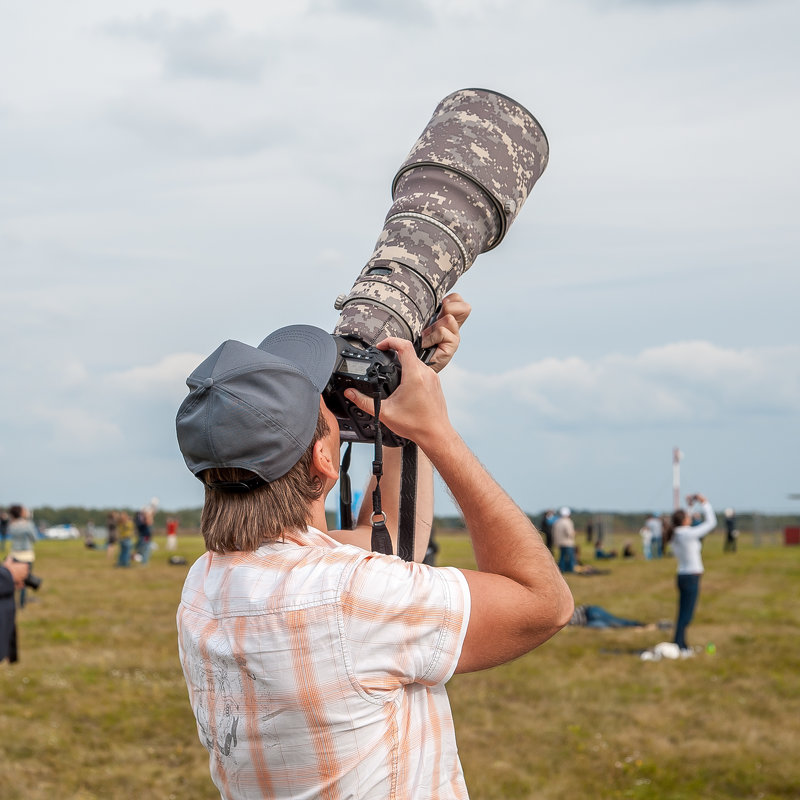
[346,338,574,674]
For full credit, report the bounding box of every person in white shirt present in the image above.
[639,523,653,559]
[553,507,577,573]
[667,494,717,655]
[174,298,574,799]
[645,512,664,558]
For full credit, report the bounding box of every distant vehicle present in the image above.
[43,524,81,540]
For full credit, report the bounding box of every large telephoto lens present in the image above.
[334,88,549,346]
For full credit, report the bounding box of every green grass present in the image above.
[1,532,798,799]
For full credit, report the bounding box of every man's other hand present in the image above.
[420,293,471,373]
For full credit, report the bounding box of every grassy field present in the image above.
[1,530,798,799]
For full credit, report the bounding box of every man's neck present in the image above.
[308,498,329,533]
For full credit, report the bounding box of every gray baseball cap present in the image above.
[176,325,338,486]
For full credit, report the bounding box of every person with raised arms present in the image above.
[175,295,573,799]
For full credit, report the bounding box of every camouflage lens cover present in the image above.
[334,88,549,346]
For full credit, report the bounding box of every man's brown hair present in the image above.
[200,411,330,553]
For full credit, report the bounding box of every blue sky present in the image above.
[1,0,798,516]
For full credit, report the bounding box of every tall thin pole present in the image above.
[672,447,682,510]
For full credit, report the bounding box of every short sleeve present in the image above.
[340,554,470,694]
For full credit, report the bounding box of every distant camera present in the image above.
[24,572,42,591]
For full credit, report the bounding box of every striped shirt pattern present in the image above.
[177,527,471,799]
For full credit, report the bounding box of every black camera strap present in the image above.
[397,442,418,562]
[369,393,394,556]
[338,442,354,530]
[338,395,417,561]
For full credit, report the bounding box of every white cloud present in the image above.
[107,352,205,397]
[30,405,123,454]
[55,359,91,389]
[443,341,800,430]
[105,97,288,157]
[104,11,273,83]
[315,0,435,23]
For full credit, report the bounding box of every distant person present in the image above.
[7,505,37,608]
[0,509,9,553]
[553,506,577,573]
[105,511,119,561]
[166,517,179,552]
[117,512,134,567]
[645,512,663,558]
[594,542,617,560]
[585,519,594,545]
[539,509,556,552]
[723,509,738,553]
[594,518,605,548]
[622,540,636,558]
[660,513,671,553]
[1,558,29,663]
[568,604,647,629]
[422,529,440,566]
[666,493,717,656]
[85,520,97,549]
[134,505,155,564]
[639,522,653,559]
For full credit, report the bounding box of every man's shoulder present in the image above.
[180,534,371,617]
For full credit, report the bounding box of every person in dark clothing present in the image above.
[134,506,155,564]
[539,509,556,552]
[594,520,605,548]
[423,531,440,566]
[594,542,617,559]
[0,510,9,553]
[723,509,738,553]
[1,558,29,663]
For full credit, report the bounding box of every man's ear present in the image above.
[311,438,339,483]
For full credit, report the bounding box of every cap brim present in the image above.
[257,325,338,393]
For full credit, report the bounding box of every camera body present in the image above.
[323,336,405,446]
[24,571,42,591]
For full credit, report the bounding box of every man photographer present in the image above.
[176,295,574,799]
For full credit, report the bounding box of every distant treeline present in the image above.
[27,506,204,531]
[22,505,798,535]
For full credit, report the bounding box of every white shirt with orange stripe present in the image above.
[177,526,471,799]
